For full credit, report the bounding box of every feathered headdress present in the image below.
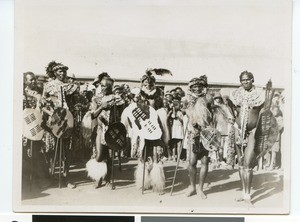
[141,69,156,83]
[45,61,68,78]
[151,68,173,76]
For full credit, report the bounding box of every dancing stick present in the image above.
[51,138,59,175]
[29,140,33,192]
[142,145,147,195]
[118,150,122,172]
[170,118,189,196]
[59,138,62,188]
[111,150,115,190]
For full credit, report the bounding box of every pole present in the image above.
[170,118,189,196]
[59,138,62,188]
[142,144,147,195]
[111,151,115,190]
[51,138,59,175]
[29,140,33,192]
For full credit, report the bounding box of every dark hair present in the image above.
[239,71,254,82]
[45,61,68,79]
[98,72,109,82]
[23,72,35,81]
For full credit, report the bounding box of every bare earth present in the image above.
[21,158,285,214]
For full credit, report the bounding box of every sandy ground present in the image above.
[21,158,285,214]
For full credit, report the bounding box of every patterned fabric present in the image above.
[230,86,264,140]
[42,79,78,109]
[226,124,236,166]
[23,88,42,109]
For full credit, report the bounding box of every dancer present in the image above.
[183,76,213,199]
[230,71,277,205]
[134,70,166,194]
[41,61,78,188]
[86,72,118,188]
[23,72,51,189]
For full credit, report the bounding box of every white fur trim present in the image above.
[86,159,107,182]
[150,162,165,193]
[134,160,151,190]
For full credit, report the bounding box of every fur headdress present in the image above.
[188,75,208,88]
[45,61,68,79]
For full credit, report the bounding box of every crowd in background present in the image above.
[22,68,285,191]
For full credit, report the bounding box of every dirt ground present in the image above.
[21,158,285,214]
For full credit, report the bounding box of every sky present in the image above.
[16,0,292,87]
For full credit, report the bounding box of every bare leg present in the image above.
[235,144,246,201]
[177,140,182,160]
[186,151,197,197]
[243,132,256,206]
[199,155,208,199]
[268,151,276,170]
[95,133,110,185]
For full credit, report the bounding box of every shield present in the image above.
[200,127,222,151]
[254,109,279,158]
[105,122,127,151]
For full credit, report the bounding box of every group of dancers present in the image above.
[22,61,282,206]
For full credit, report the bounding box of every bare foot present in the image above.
[234,196,245,202]
[67,183,76,189]
[199,191,207,199]
[186,189,197,197]
[95,178,103,189]
[244,198,254,207]
[159,191,165,196]
[244,194,254,207]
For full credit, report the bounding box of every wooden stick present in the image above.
[51,138,59,175]
[142,145,147,195]
[29,140,33,192]
[170,118,189,196]
[111,151,115,190]
[59,138,62,188]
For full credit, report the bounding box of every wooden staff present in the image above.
[29,140,33,192]
[142,144,147,195]
[111,150,115,190]
[170,118,189,196]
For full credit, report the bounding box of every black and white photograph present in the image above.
[13,0,292,214]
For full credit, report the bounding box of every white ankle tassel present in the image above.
[135,160,151,190]
[150,162,165,193]
[86,159,107,182]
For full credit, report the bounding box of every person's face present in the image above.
[114,89,122,96]
[166,95,173,102]
[173,100,180,110]
[171,91,176,97]
[191,83,204,95]
[123,85,130,93]
[133,94,140,103]
[176,89,182,95]
[214,98,222,104]
[25,74,37,89]
[223,97,228,105]
[54,69,67,82]
[100,78,113,94]
[163,98,168,108]
[143,78,155,90]
[240,74,253,91]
